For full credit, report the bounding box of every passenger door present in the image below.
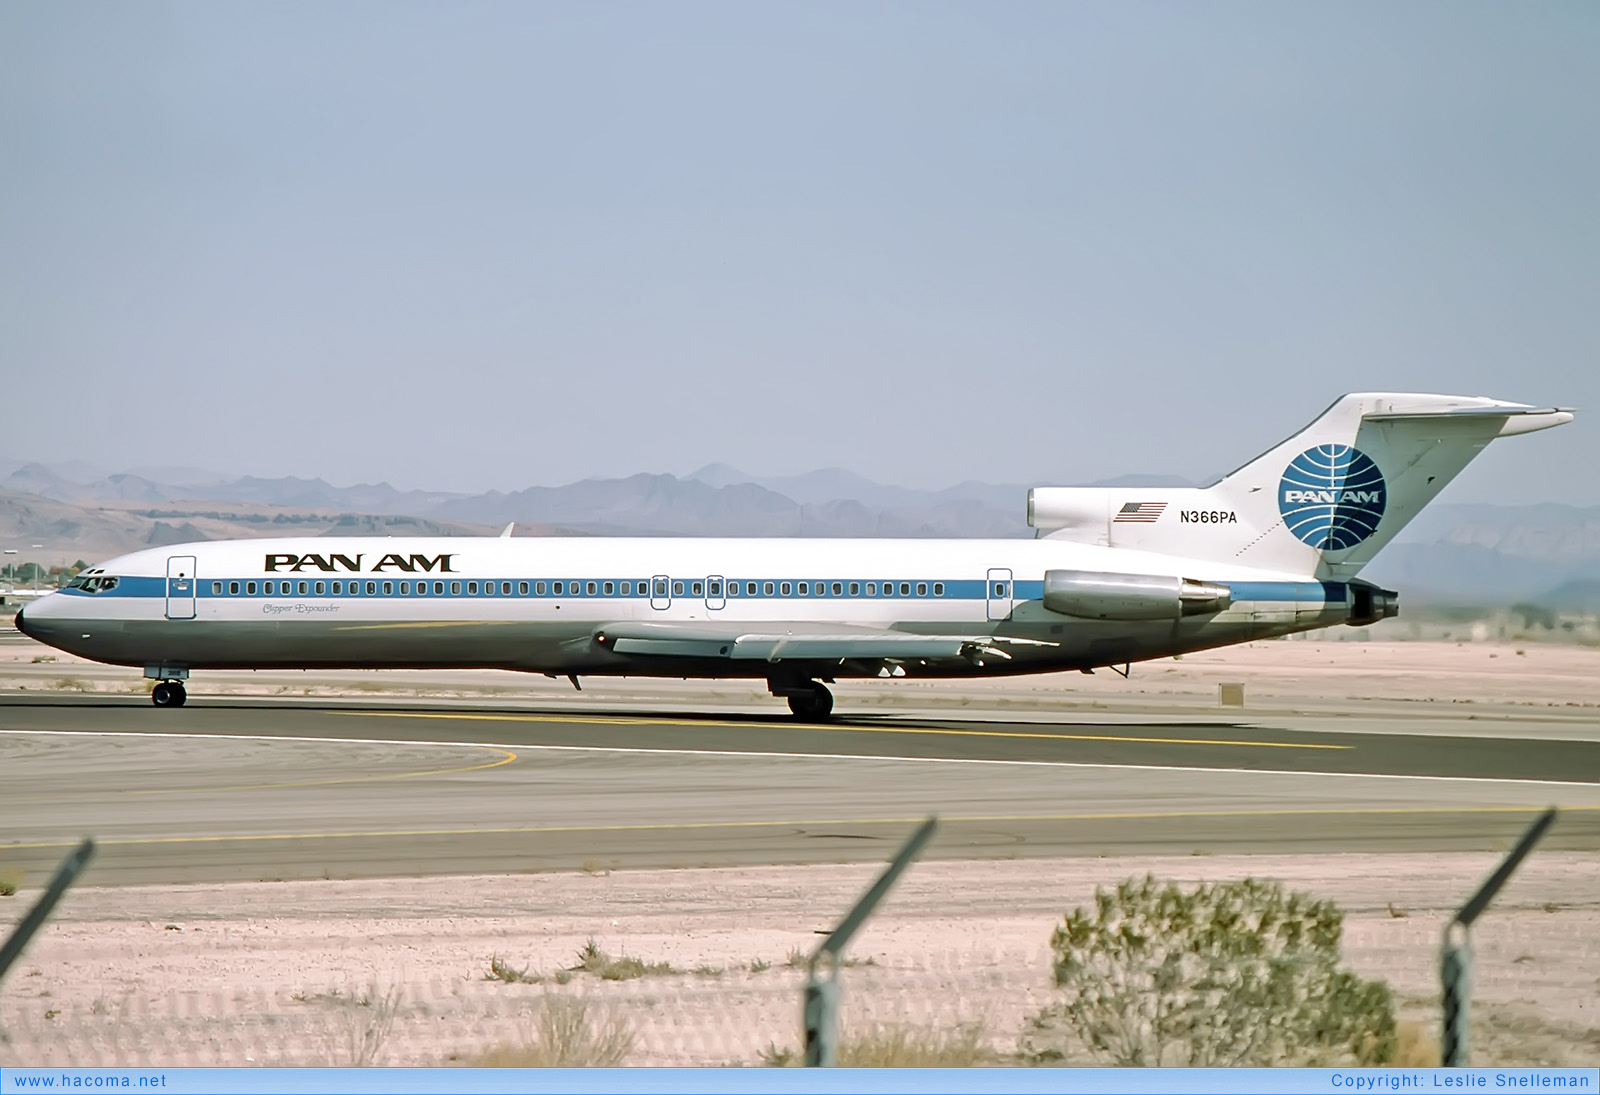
[650,574,671,611]
[705,575,726,612]
[166,556,197,620]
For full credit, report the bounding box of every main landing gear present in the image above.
[151,680,187,708]
[771,678,834,722]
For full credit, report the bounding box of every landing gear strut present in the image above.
[777,680,833,722]
[151,681,187,708]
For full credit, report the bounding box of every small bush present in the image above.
[1032,875,1396,1066]
[472,998,635,1066]
[0,869,22,897]
[569,939,676,981]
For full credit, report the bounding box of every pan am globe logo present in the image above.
[1279,444,1387,551]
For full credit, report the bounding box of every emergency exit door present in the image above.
[986,568,1013,621]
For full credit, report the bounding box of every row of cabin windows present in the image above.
[208,579,952,598]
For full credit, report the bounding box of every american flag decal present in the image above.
[1113,501,1167,523]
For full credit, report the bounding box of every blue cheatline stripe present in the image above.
[65,576,989,602]
[57,576,1346,605]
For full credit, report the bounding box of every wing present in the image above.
[593,620,1052,664]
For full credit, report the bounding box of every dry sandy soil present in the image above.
[2,853,1597,1067]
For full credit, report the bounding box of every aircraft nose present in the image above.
[13,603,27,637]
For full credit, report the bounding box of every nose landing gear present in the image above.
[145,666,190,708]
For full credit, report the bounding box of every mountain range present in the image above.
[2,458,1594,608]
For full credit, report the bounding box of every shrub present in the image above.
[1032,875,1395,1066]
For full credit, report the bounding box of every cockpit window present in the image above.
[70,575,119,594]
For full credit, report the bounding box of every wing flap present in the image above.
[599,621,1019,662]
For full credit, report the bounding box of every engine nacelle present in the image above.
[1027,488,1111,533]
[1347,579,1399,626]
[1042,569,1232,621]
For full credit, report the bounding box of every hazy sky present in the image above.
[3,2,1595,501]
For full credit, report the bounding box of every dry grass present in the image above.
[49,676,94,692]
[318,984,403,1067]
[470,998,635,1066]
[1392,1020,1439,1066]
[761,1022,994,1066]
[0,868,22,897]
[485,956,542,985]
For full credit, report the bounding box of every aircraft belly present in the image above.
[47,618,594,671]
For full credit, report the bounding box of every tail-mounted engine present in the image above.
[1043,569,1231,621]
[1347,579,1399,626]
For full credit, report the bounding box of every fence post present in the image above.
[0,838,96,988]
[1439,808,1557,1067]
[802,816,938,1067]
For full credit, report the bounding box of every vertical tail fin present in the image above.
[1031,393,1573,578]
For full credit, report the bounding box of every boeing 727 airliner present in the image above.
[16,393,1573,717]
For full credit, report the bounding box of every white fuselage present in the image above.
[18,535,1352,681]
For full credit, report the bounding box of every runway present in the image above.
[2,694,1598,885]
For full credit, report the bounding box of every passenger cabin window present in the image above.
[502,582,512,595]
[314,581,326,595]
[450,581,461,595]
[994,582,1007,596]
[332,581,342,595]
[620,581,630,595]
[518,581,529,595]
[211,582,222,595]
[553,581,564,595]
[780,582,791,596]
[297,581,309,595]
[832,582,842,596]
[467,581,478,595]
[587,581,597,595]
[366,581,377,595]
[916,583,926,596]
[229,582,240,595]
[603,581,614,596]
[798,582,808,595]
[691,581,703,596]
[899,582,910,596]
[747,582,757,595]
[763,582,773,595]
[883,583,893,596]
[933,582,944,596]
[246,581,257,595]
[263,581,274,595]
[866,582,876,596]
[849,582,859,596]
[416,582,426,596]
